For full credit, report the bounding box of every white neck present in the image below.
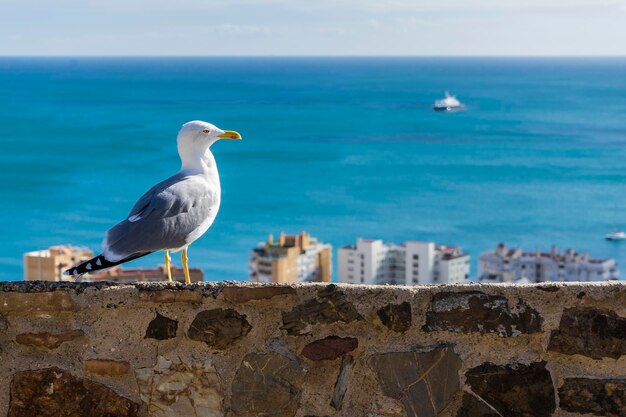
[180,145,219,187]
[178,139,209,173]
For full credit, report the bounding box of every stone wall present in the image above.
[0,281,624,417]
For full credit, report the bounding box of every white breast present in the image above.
[182,151,221,249]
[184,196,220,246]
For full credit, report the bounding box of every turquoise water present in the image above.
[1,57,626,282]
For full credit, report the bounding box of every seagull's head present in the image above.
[177,120,241,170]
[177,120,242,150]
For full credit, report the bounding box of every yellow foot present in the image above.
[164,250,172,282]
[182,248,191,284]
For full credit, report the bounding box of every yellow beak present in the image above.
[219,130,242,140]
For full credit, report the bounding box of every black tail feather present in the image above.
[64,252,152,277]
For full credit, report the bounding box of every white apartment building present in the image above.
[337,238,470,285]
[478,243,619,283]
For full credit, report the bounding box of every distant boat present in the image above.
[605,230,626,241]
[433,92,465,112]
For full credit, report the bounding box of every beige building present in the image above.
[24,245,204,283]
[249,231,332,283]
[24,245,94,281]
[90,265,204,283]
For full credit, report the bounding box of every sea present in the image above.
[1,57,626,282]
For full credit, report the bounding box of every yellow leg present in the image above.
[182,248,191,284]
[164,250,172,282]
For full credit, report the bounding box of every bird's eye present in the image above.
[202,129,211,134]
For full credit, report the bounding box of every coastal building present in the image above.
[337,238,470,285]
[249,231,332,283]
[478,243,619,283]
[89,265,204,283]
[24,245,94,281]
[24,245,204,283]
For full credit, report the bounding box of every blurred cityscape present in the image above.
[24,232,619,285]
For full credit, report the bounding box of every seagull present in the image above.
[64,120,241,283]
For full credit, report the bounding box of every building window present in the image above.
[413,262,419,268]
[413,255,419,260]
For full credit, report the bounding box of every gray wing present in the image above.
[102,173,214,261]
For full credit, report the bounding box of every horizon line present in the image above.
[1,54,626,59]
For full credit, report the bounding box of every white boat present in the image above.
[605,230,626,241]
[433,92,465,112]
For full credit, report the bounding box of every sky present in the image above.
[1,0,626,56]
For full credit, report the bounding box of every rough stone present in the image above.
[138,290,202,303]
[0,313,8,331]
[370,346,461,417]
[0,292,75,313]
[331,355,353,410]
[423,291,543,337]
[558,378,626,416]
[548,307,626,359]
[465,361,555,417]
[456,393,501,417]
[188,308,252,349]
[84,359,131,376]
[8,367,138,417]
[281,285,363,335]
[537,285,560,292]
[15,330,85,350]
[302,336,358,361]
[145,312,178,340]
[231,352,306,417]
[378,302,412,333]
[222,285,296,302]
[135,355,223,417]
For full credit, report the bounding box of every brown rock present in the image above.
[231,352,306,417]
[8,367,138,416]
[281,285,363,335]
[548,307,626,359]
[331,355,353,410]
[84,359,131,376]
[370,346,461,417]
[456,393,500,417]
[0,313,8,331]
[302,336,358,361]
[222,285,296,302]
[188,308,251,349]
[138,290,202,303]
[423,291,542,337]
[0,292,75,313]
[378,302,412,333]
[15,330,85,350]
[135,355,224,417]
[558,378,626,416]
[465,361,555,417]
[145,312,178,340]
